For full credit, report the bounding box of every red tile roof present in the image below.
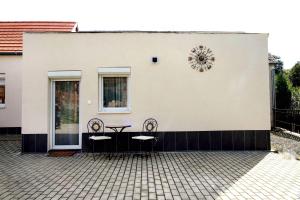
[0,21,77,54]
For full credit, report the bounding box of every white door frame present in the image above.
[50,79,82,150]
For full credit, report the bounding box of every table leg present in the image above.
[119,128,126,159]
[106,126,130,158]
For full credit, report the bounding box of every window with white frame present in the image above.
[98,67,130,113]
[0,74,5,108]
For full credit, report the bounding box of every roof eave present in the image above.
[0,52,22,56]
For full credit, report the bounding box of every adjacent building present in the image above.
[0,21,77,134]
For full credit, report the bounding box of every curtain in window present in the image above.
[103,77,127,107]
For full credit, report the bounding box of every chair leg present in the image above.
[87,139,90,157]
[92,140,95,161]
[148,140,153,159]
[140,140,142,157]
[89,139,93,158]
[147,140,152,160]
[107,140,112,160]
[151,140,153,156]
[104,141,108,159]
[154,139,159,157]
[133,140,140,158]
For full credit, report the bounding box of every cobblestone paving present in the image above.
[271,131,300,160]
[0,136,300,200]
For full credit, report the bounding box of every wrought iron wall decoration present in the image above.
[92,122,100,132]
[143,118,158,132]
[188,45,215,72]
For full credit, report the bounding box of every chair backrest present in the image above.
[87,118,104,135]
[142,118,158,133]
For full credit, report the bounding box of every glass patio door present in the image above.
[52,80,80,149]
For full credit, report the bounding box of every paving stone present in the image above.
[157,195,165,200]
[0,135,300,200]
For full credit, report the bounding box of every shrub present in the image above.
[276,72,291,109]
[289,62,300,87]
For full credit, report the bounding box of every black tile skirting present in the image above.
[0,127,21,134]
[21,130,270,153]
[22,134,47,153]
[82,130,270,152]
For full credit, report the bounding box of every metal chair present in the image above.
[87,118,111,160]
[132,118,158,156]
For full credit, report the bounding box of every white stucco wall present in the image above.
[0,56,22,127]
[22,32,270,134]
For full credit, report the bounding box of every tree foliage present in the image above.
[291,87,300,109]
[269,54,284,74]
[289,62,300,87]
[274,60,284,74]
[276,72,291,109]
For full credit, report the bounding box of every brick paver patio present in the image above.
[0,135,300,200]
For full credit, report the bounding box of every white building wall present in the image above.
[0,56,22,128]
[22,32,270,134]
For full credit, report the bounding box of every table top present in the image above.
[105,125,132,129]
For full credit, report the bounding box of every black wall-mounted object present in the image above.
[152,57,158,63]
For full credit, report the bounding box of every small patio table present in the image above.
[105,125,131,155]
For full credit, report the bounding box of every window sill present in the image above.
[98,108,131,114]
[0,104,5,109]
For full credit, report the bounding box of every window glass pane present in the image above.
[0,80,5,104]
[103,77,127,107]
[55,81,79,145]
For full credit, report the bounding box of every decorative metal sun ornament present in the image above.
[91,122,101,132]
[146,122,154,132]
[188,45,215,72]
